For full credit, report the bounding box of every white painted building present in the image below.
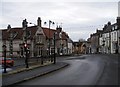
[68,38,73,54]
[101,32,110,54]
[117,17,120,53]
[110,24,118,54]
[99,36,103,53]
[0,30,2,57]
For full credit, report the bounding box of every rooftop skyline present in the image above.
[0,0,119,41]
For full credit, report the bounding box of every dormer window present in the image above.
[36,34,43,43]
[59,32,62,38]
[115,25,117,29]
[27,31,31,38]
[112,26,114,30]
[12,31,18,39]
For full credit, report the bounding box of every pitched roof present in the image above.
[2,28,23,40]
[1,26,69,40]
[42,27,56,39]
[2,26,38,40]
[42,27,69,40]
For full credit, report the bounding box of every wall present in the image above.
[0,30,2,57]
[111,30,118,53]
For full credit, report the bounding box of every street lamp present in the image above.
[7,24,13,58]
[29,22,36,26]
[2,44,7,73]
[44,20,55,62]
[53,32,57,64]
[102,39,105,54]
[22,19,29,68]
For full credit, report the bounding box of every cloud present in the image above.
[0,1,118,41]
[2,0,120,2]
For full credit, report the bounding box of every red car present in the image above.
[1,58,14,67]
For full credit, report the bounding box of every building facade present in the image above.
[88,17,120,54]
[1,17,72,58]
[89,30,102,54]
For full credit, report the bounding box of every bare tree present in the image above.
[78,38,86,42]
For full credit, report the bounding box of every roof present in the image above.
[103,25,112,33]
[2,28,23,40]
[1,26,69,40]
[42,27,56,39]
[42,27,69,40]
[2,26,38,40]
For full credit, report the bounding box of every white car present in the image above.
[0,65,12,73]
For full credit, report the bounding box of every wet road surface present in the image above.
[16,54,119,85]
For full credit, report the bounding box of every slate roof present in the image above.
[2,26,38,40]
[2,26,69,40]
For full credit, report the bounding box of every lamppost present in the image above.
[22,19,29,68]
[2,44,7,73]
[53,32,57,64]
[7,24,13,58]
[44,20,55,62]
[102,39,105,54]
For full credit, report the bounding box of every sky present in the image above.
[0,0,120,41]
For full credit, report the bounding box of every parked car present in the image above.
[1,58,14,67]
[0,65,12,73]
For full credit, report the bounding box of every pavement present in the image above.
[2,61,69,86]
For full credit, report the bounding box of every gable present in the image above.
[35,26,44,35]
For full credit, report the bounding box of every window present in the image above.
[114,32,116,41]
[37,47,42,56]
[111,33,113,41]
[12,31,18,39]
[36,35,39,42]
[115,25,118,29]
[39,35,43,43]
[36,34,43,43]
[112,27,114,30]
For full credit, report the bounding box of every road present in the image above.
[17,54,119,85]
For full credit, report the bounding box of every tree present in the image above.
[78,38,86,42]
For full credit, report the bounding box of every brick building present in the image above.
[1,17,72,58]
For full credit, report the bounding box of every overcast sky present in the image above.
[0,0,119,41]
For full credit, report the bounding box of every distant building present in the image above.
[73,41,88,54]
[110,23,118,53]
[68,38,73,55]
[0,30,2,57]
[73,42,79,54]
[102,22,111,54]
[89,30,102,54]
[117,17,120,53]
[88,17,120,54]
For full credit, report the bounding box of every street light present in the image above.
[29,22,36,26]
[44,20,55,62]
[53,32,57,64]
[22,19,29,68]
[2,44,7,73]
[7,24,13,58]
[102,39,105,54]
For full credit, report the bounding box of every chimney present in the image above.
[107,21,111,26]
[37,17,41,27]
[7,24,11,29]
[7,24,11,32]
[56,26,62,33]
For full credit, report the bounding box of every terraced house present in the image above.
[88,17,120,54]
[1,17,72,58]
